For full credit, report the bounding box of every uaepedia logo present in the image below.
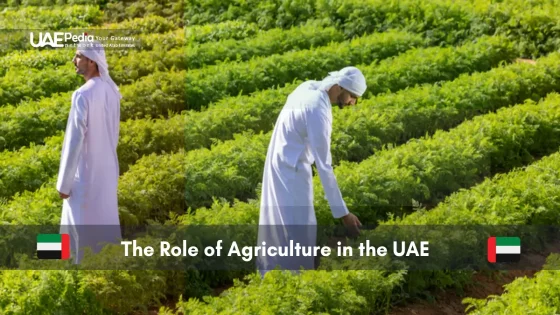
[29,32,93,48]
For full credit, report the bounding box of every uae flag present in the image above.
[37,234,70,260]
[487,236,520,263]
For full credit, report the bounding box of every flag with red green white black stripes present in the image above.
[37,234,71,260]
[487,236,521,263]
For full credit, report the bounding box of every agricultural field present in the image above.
[1,0,560,314]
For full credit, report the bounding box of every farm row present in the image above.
[186,0,560,57]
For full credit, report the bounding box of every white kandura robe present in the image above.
[257,80,349,276]
[56,77,122,264]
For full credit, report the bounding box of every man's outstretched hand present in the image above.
[341,212,362,237]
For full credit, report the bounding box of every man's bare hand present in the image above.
[341,212,362,236]
[58,191,69,199]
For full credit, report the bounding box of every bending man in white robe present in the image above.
[257,66,366,276]
[57,40,122,264]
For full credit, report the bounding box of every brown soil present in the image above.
[212,283,234,296]
[388,240,560,315]
[515,58,537,65]
[387,269,538,315]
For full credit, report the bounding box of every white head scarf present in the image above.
[77,40,122,99]
[319,66,367,97]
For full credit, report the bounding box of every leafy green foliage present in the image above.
[0,270,108,314]
[463,254,560,314]
[0,64,82,107]
[90,14,179,34]
[0,5,102,29]
[118,132,271,224]
[184,0,560,58]
[0,50,74,76]
[0,49,186,150]
[315,91,560,226]
[101,0,184,25]
[0,267,171,314]
[185,30,424,110]
[470,0,560,58]
[186,23,345,69]
[0,133,63,200]
[0,92,71,151]
[378,105,560,310]
[385,96,560,226]
[184,0,318,29]
[331,51,560,164]
[175,269,405,315]
[185,21,260,44]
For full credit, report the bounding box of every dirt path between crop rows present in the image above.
[389,240,560,315]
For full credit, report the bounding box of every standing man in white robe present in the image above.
[57,40,122,264]
[257,66,366,276]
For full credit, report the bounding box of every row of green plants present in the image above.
[89,14,178,34]
[117,51,560,225]
[4,0,556,141]
[464,254,560,314]
[101,0,184,25]
[185,0,560,58]
[1,0,184,25]
[0,64,83,107]
[186,23,344,69]
[0,36,519,204]
[0,0,105,5]
[0,134,63,202]
[119,34,521,160]
[2,92,558,315]
[185,20,259,44]
[0,4,102,29]
[185,30,424,110]
[0,29,421,151]
[165,93,560,314]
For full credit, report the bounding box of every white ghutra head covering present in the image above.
[319,66,367,97]
[77,40,122,99]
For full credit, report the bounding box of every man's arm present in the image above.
[56,92,88,197]
[306,104,349,219]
